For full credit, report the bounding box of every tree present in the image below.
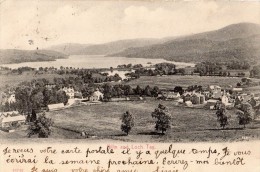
[135,85,143,96]
[28,112,53,138]
[173,86,184,95]
[123,85,134,96]
[144,85,152,96]
[121,111,134,135]
[57,90,69,105]
[216,103,228,129]
[31,91,44,110]
[151,104,171,134]
[152,86,160,97]
[103,84,113,101]
[236,102,255,128]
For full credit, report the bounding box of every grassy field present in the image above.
[0,72,76,90]
[44,100,260,142]
[125,75,257,89]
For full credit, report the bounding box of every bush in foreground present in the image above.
[28,112,53,138]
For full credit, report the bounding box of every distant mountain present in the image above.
[0,49,68,64]
[110,23,260,64]
[47,38,172,55]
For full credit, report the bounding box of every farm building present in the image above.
[48,103,65,111]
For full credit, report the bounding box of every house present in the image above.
[232,87,243,92]
[162,91,180,100]
[45,83,56,90]
[89,89,104,102]
[0,111,19,118]
[62,87,75,99]
[221,95,229,105]
[7,94,16,103]
[0,111,25,128]
[205,99,219,109]
[191,93,200,104]
[208,85,222,99]
[47,103,65,111]
[0,115,26,128]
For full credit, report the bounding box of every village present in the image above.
[0,61,259,142]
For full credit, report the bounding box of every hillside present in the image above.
[110,23,260,63]
[46,43,92,55]
[0,49,68,64]
[47,38,172,55]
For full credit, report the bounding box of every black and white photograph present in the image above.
[0,0,260,144]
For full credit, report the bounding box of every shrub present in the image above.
[28,112,53,138]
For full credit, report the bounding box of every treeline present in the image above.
[117,63,143,69]
[195,61,250,76]
[126,63,176,77]
[0,79,70,114]
[102,84,160,101]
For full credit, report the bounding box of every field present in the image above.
[125,75,254,89]
[0,72,76,90]
[42,100,260,142]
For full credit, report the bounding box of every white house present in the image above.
[7,94,16,104]
[89,89,104,102]
[221,95,229,105]
[62,87,75,99]
[0,111,25,128]
[0,115,26,128]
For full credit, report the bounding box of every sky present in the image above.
[0,0,260,50]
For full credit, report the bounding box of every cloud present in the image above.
[0,0,260,49]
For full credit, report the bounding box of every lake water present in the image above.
[1,55,195,69]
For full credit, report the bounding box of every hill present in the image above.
[0,49,68,64]
[47,38,172,55]
[46,43,92,55]
[109,23,260,63]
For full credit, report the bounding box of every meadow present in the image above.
[0,71,76,90]
[125,75,244,89]
[46,100,260,142]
